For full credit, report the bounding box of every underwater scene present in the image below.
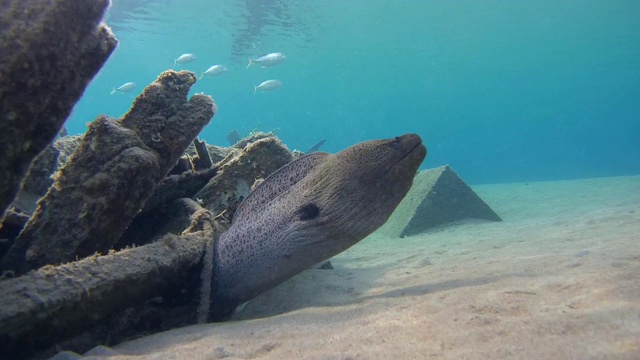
[0,0,639,359]
[76,0,639,184]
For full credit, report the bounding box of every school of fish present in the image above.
[110,52,286,96]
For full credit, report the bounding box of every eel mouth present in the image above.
[392,134,427,171]
[403,138,426,163]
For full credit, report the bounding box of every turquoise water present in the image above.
[69,0,640,184]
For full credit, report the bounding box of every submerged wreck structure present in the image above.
[0,0,117,226]
[0,1,291,358]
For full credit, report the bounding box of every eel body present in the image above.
[210,134,427,319]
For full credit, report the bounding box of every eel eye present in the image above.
[297,203,320,221]
[387,136,401,150]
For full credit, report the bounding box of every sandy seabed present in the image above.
[107,176,639,360]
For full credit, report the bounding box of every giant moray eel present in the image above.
[210,134,427,319]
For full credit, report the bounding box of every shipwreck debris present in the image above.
[193,138,214,170]
[0,71,216,275]
[0,210,221,360]
[306,138,327,153]
[0,0,117,222]
[194,133,293,220]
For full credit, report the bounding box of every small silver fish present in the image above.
[199,65,228,79]
[246,52,286,68]
[254,79,282,94]
[174,53,197,67]
[110,82,136,95]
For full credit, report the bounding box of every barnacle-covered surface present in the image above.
[0,0,117,221]
[0,71,215,275]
